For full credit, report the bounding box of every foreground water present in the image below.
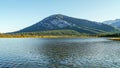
[0,38,120,68]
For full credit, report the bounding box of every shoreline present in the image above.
[0,35,120,41]
[0,35,98,38]
[109,38,120,41]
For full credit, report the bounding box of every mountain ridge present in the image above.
[14,14,118,34]
[102,19,120,28]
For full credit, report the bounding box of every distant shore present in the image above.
[109,38,120,41]
[0,35,97,38]
[1,35,120,41]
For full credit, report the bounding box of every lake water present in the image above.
[0,38,120,68]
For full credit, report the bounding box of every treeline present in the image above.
[98,32,120,37]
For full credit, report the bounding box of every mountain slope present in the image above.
[14,30,82,36]
[103,19,120,28]
[111,20,120,28]
[15,14,117,34]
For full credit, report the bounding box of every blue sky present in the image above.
[0,0,120,33]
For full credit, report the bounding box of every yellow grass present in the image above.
[0,35,97,38]
[109,38,120,41]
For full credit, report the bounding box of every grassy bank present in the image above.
[0,35,97,38]
[0,30,97,38]
[109,38,120,41]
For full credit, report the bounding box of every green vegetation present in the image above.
[98,32,120,41]
[0,30,93,38]
[15,30,82,36]
[109,38,120,41]
[98,32,120,37]
[1,30,120,38]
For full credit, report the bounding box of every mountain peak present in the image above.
[16,14,117,34]
[48,14,64,19]
[51,14,64,16]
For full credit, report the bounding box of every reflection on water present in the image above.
[0,38,120,68]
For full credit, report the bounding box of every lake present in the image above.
[0,38,120,68]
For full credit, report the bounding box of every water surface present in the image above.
[0,38,120,68]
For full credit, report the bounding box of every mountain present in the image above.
[103,19,120,28]
[14,30,82,36]
[15,14,117,34]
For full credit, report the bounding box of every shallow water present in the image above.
[0,38,120,68]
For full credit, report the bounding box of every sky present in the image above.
[0,0,120,33]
